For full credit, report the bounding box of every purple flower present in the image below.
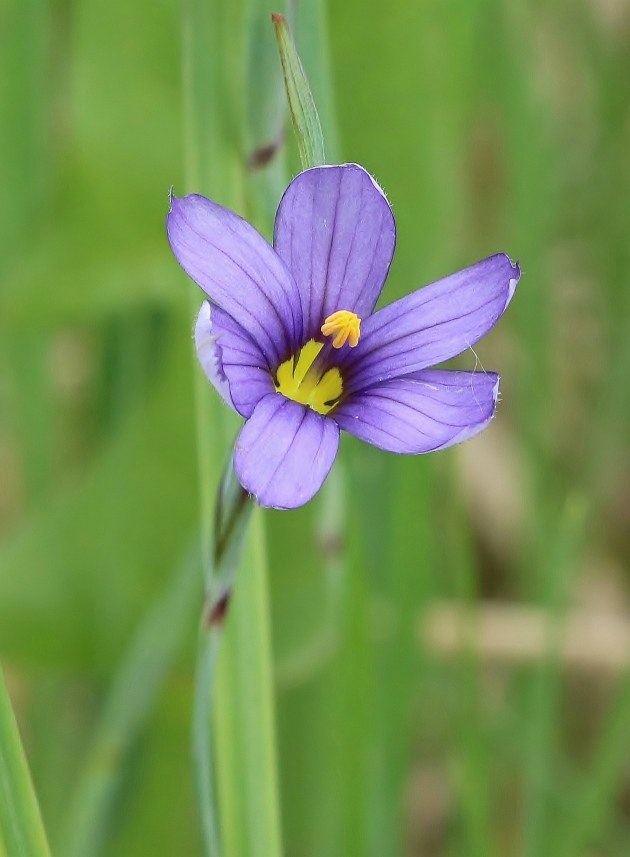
[167,164,520,510]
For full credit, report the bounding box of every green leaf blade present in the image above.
[0,669,52,857]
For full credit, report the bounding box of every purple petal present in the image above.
[167,193,302,368]
[342,254,520,392]
[195,301,274,418]
[273,164,396,342]
[233,394,340,509]
[334,369,500,453]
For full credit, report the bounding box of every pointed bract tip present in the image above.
[492,374,501,404]
[506,255,521,306]
[508,254,521,278]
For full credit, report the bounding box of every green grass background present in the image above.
[1,0,629,855]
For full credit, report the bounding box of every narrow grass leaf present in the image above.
[0,668,52,857]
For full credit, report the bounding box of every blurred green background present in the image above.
[1,0,630,855]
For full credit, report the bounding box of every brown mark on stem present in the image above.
[205,588,232,630]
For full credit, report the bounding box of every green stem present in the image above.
[214,509,283,857]
[193,630,223,857]
[0,667,52,857]
[192,466,253,857]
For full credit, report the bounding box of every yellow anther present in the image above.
[320,310,361,349]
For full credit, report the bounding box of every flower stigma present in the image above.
[275,340,342,415]
[321,310,361,349]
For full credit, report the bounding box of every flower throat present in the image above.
[274,311,361,415]
[274,340,342,415]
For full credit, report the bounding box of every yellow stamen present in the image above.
[275,340,342,415]
[321,310,361,349]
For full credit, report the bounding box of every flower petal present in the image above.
[233,393,340,509]
[167,193,302,367]
[342,254,520,392]
[195,301,274,418]
[273,164,396,341]
[334,369,499,453]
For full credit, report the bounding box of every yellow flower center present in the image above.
[321,310,361,349]
[275,340,342,415]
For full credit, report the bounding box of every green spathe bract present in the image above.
[272,13,326,170]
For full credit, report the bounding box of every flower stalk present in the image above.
[183,8,287,857]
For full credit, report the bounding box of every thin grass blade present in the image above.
[0,668,52,857]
